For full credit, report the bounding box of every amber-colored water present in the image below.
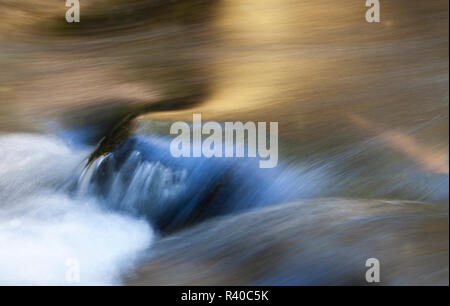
[0,0,448,285]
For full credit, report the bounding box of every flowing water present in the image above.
[0,0,448,285]
[0,129,447,285]
[0,134,153,285]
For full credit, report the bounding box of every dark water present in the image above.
[78,133,449,234]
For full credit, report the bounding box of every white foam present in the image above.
[0,134,154,285]
[0,133,87,204]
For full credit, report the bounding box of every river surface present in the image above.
[0,0,448,285]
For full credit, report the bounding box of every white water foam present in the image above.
[0,134,154,285]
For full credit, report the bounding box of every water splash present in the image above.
[75,135,307,232]
[0,133,153,285]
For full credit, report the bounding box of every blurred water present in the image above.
[74,133,449,234]
[0,0,448,285]
[74,135,306,232]
[127,198,449,285]
[0,128,447,284]
[0,134,153,285]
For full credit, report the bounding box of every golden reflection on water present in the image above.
[0,0,448,170]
